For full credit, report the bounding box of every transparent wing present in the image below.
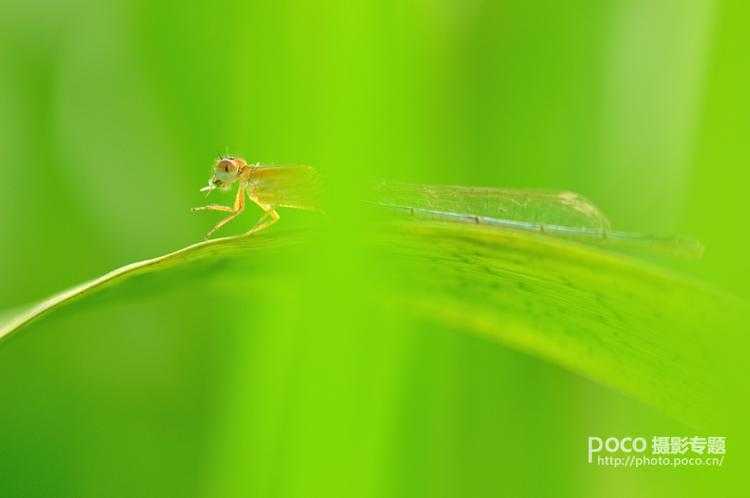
[373,181,612,230]
[249,165,321,211]
[372,181,703,259]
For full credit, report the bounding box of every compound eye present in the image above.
[217,158,235,173]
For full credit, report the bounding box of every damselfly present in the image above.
[192,156,703,258]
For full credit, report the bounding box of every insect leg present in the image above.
[191,204,233,213]
[244,193,280,236]
[245,209,280,236]
[205,185,246,238]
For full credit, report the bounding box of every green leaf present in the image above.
[1,222,744,426]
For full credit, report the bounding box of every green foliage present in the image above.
[3,222,742,427]
[3,0,750,495]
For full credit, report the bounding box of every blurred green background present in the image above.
[1,0,748,496]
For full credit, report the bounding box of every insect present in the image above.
[192,155,702,258]
[191,156,320,238]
